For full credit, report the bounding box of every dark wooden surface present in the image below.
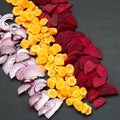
[0,0,120,120]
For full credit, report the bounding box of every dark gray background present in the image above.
[0,0,120,120]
